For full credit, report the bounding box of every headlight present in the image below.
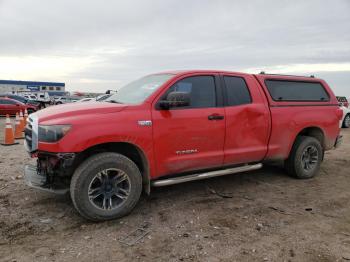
[38,125,71,142]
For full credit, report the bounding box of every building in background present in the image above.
[0,80,66,96]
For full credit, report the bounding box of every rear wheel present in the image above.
[285,136,323,179]
[70,152,142,221]
[343,114,350,128]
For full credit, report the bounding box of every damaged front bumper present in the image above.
[24,164,69,194]
[24,152,77,194]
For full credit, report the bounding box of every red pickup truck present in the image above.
[24,70,343,221]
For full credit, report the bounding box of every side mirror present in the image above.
[158,91,190,109]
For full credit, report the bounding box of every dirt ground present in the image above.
[0,117,349,262]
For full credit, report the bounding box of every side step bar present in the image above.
[152,163,263,187]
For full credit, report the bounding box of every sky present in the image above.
[0,0,349,96]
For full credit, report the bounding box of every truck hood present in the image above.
[35,102,128,122]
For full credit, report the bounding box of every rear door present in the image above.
[221,74,270,165]
[152,74,225,177]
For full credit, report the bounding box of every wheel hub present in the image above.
[104,183,113,193]
[301,145,319,171]
[88,168,131,210]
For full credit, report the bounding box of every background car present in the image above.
[0,97,38,116]
[77,97,95,102]
[23,94,38,100]
[337,96,349,108]
[0,94,41,108]
[341,107,350,128]
[54,96,79,104]
[337,96,350,128]
[96,94,112,101]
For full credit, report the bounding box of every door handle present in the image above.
[208,114,224,120]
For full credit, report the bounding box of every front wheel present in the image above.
[285,136,323,179]
[70,152,142,221]
[343,114,350,128]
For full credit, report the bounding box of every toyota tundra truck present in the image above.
[23,70,343,221]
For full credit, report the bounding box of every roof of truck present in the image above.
[157,69,250,75]
[155,70,320,81]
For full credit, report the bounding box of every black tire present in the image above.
[70,152,142,221]
[285,136,323,179]
[343,114,350,128]
[27,109,34,114]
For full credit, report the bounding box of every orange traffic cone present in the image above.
[19,111,25,131]
[14,113,24,139]
[24,109,28,125]
[1,115,18,146]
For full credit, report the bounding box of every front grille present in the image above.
[24,114,38,152]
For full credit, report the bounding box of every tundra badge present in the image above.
[138,120,152,126]
[176,149,198,155]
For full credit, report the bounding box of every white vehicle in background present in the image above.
[96,94,112,101]
[19,92,50,103]
[77,97,95,102]
[18,91,51,107]
[23,94,37,100]
[54,96,79,104]
[341,107,350,128]
[35,92,51,103]
[337,96,350,128]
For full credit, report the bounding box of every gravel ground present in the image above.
[0,117,350,262]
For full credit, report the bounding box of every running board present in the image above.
[152,163,263,187]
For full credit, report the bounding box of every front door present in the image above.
[152,75,225,178]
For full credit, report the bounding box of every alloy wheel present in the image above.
[301,145,319,171]
[88,168,131,210]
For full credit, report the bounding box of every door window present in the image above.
[224,76,252,106]
[164,76,216,108]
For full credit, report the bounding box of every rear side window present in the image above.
[166,76,216,108]
[265,80,329,102]
[224,76,252,106]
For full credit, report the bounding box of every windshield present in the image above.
[105,74,174,104]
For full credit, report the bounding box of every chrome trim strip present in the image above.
[152,163,263,187]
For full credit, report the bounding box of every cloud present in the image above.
[0,0,349,95]
[0,56,97,80]
[243,63,350,74]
